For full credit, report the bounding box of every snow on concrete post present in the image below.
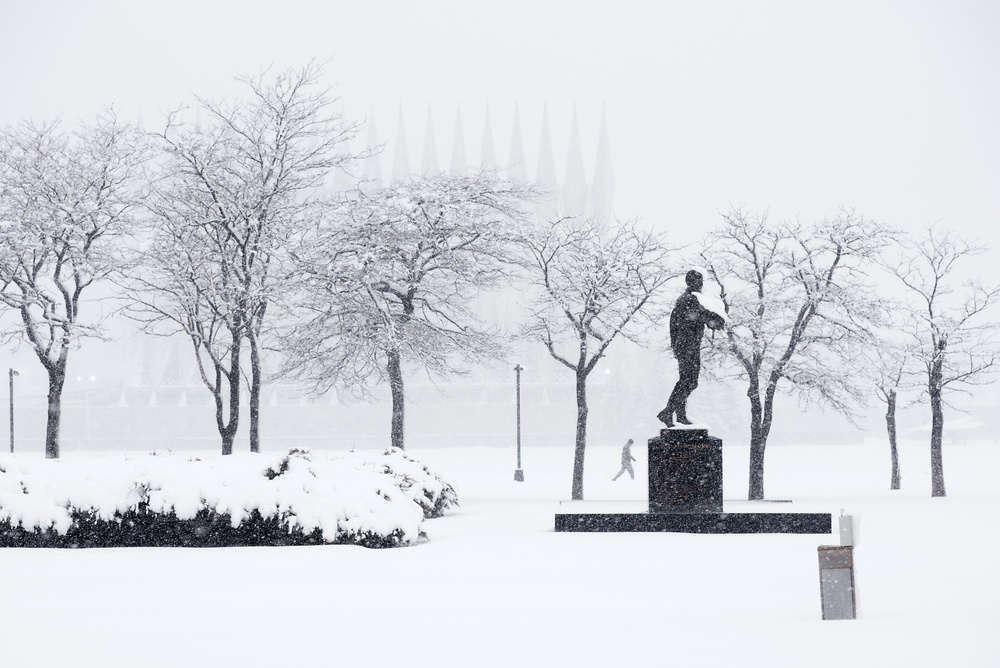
[817,544,857,620]
[839,509,856,547]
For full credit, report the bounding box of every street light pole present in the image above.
[514,364,524,482]
[9,368,18,454]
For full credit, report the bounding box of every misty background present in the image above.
[1,0,997,453]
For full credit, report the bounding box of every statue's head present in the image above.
[685,268,704,291]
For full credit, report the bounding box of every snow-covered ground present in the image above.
[1,436,996,667]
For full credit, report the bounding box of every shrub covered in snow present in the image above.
[0,448,458,549]
[352,447,459,519]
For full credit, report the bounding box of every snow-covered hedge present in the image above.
[0,448,458,549]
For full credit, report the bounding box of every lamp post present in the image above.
[9,368,18,453]
[606,366,618,441]
[514,364,524,482]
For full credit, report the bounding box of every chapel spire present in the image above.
[451,105,468,175]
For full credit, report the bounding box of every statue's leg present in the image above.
[675,354,700,423]
[658,381,684,426]
[656,405,675,427]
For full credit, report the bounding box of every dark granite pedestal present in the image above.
[554,506,832,533]
[554,427,832,534]
[649,428,723,513]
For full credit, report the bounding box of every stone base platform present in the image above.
[554,501,832,534]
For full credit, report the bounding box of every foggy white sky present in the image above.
[2,0,997,247]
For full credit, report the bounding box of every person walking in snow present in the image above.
[612,438,636,481]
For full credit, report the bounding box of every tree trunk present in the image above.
[750,376,780,500]
[748,431,767,500]
[928,350,946,497]
[886,389,900,490]
[210,339,242,457]
[211,385,226,454]
[224,349,241,456]
[44,365,66,459]
[929,387,946,498]
[213,377,239,456]
[249,330,262,453]
[221,424,236,456]
[387,349,405,450]
[210,384,239,456]
[746,380,767,500]
[929,390,945,496]
[571,369,589,501]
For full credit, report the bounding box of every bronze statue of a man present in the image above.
[657,268,726,428]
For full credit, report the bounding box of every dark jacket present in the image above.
[669,290,725,356]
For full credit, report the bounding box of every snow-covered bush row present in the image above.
[0,448,457,548]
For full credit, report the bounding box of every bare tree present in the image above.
[0,113,145,458]
[887,225,1000,497]
[519,216,675,500]
[860,331,913,490]
[702,208,892,500]
[127,63,359,454]
[124,200,246,455]
[279,171,538,450]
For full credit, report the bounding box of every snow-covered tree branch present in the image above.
[886,224,1000,497]
[702,207,894,500]
[518,215,676,500]
[0,111,145,458]
[277,171,539,450]
[122,63,360,455]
